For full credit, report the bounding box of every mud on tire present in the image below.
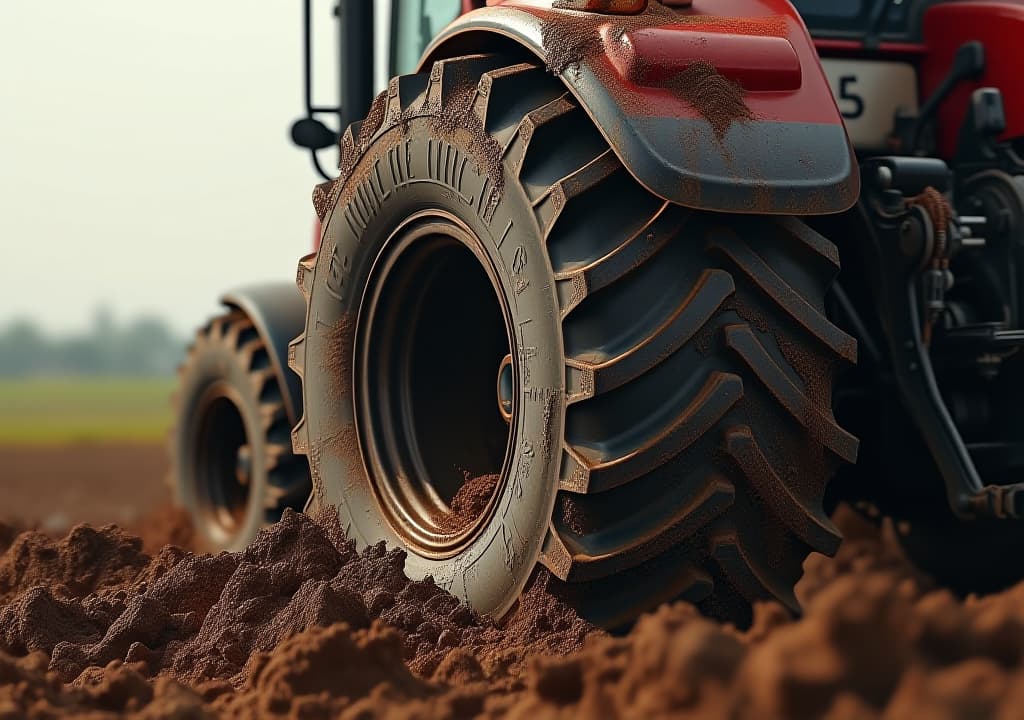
[291,54,859,627]
[171,310,309,551]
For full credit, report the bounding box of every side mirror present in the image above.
[290,117,338,150]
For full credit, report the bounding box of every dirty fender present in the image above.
[220,282,307,424]
[423,0,859,214]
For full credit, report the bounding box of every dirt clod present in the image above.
[436,473,501,533]
[0,524,149,605]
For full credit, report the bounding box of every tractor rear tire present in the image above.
[292,54,858,627]
[171,310,309,551]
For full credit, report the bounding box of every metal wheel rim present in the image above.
[353,210,517,558]
[188,382,252,543]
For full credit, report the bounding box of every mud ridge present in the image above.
[5,507,1024,717]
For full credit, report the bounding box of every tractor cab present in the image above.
[794,0,928,153]
[793,0,929,43]
[796,0,1024,161]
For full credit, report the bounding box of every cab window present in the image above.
[791,0,919,40]
[391,0,462,76]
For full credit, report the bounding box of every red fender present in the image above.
[423,0,858,215]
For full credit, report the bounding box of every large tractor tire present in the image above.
[171,310,309,551]
[291,54,859,627]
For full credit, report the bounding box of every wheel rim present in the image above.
[354,211,516,558]
[190,383,252,542]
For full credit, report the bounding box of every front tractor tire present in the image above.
[291,54,859,627]
[171,310,309,551]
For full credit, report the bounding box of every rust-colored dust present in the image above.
[540,0,678,76]
[317,60,509,227]
[430,70,506,216]
[540,0,762,140]
[319,313,353,401]
[661,60,754,140]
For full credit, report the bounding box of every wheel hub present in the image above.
[190,384,251,541]
[497,354,514,423]
[354,212,516,558]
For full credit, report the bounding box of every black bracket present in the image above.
[955,87,1024,177]
[860,158,1024,520]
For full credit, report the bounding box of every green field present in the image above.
[0,378,176,444]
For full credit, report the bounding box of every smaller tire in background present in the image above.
[170,310,309,551]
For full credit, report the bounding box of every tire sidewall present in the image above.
[173,336,268,551]
[304,121,564,616]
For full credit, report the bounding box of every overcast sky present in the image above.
[1,2,341,336]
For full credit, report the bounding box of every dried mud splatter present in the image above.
[5,507,1024,718]
[431,78,506,218]
[315,60,506,226]
[662,60,754,140]
[541,2,786,77]
[319,313,354,403]
[540,0,776,140]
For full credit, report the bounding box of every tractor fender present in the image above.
[220,282,306,425]
[422,0,859,215]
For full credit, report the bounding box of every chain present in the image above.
[906,186,954,346]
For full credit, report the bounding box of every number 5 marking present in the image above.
[839,76,865,120]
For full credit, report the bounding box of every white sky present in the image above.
[0,2,343,336]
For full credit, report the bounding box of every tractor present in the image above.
[170,0,1024,628]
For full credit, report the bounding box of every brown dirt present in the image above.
[435,473,501,533]
[661,60,754,140]
[3,504,1024,718]
[431,77,505,219]
[127,506,196,556]
[0,442,170,533]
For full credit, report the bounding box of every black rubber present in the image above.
[897,512,1024,595]
[171,310,310,551]
[294,54,858,628]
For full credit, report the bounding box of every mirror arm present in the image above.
[304,0,313,115]
[297,0,344,180]
[311,151,334,182]
[294,0,372,181]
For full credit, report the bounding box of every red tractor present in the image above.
[171,0,1024,627]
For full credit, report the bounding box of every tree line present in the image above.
[0,308,186,377]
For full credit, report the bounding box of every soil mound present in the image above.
[4,505,1024,718]
[0,507,594,717]
[0,523,149,605]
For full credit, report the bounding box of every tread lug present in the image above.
[566,269,735,400]
[710,229,857,362]
[725,425,842,555]
[555,475,735,582]
[724,323,859,464]
[562,372,743,493]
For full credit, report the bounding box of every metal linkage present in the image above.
[861,157,1024,520]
